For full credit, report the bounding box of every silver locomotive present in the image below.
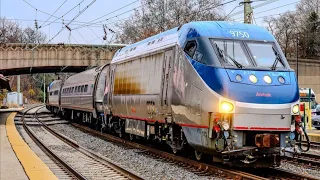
[48,21,302,167]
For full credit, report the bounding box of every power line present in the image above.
[41,0,85,28]
[31,0,96,49]
[73,0,237,32]
[39,0,68,28]
[77,0,139,29]
[72,5,142,30]
[76,29,89,43]
[22,0,100,27]
[3,18,102,28]
[232,1,299,21]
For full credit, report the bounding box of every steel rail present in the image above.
[71,123,320,180]
[284,152,320,167]
[34,106,142,180]
[21,105,86,180]
[71,123,269,180]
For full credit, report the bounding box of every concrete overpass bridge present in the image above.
[0,43,124,76]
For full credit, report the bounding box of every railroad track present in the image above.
[301,141,320,149]
[21,105,142,180]
[70,123,319,180]
[284,152,320,168]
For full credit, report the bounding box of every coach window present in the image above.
[184,41,197,58]
[72,87,74,93]
[84,85,88,93]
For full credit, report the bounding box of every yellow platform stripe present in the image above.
[307,133,320,137]
[6,112,58,180]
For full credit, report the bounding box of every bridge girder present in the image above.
[0,43,124,75]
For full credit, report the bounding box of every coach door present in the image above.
[162,49,173,108]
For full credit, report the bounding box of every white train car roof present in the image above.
[48,80,62,92]
[111,28,179,64]
[63,67,102,87]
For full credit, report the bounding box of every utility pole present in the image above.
[17,75,20,107]
[43,74,46,104]
[296,33,299,82]
[244,0,253,24]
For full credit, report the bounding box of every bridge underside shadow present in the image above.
[0,66,90,76]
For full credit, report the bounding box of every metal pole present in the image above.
[244,0,252,24]
[43,74,45,103]
[17,75,20,107]
[296,34,299,82]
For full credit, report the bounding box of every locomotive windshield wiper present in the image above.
[271,46,285,70]
[214,43,243,69]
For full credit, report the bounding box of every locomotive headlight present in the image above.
[263,75,272,84]
[220,101,234,113]
[292,104,299,114]
[249,75,258,84]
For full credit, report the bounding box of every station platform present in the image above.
[0,112,28,180]
[304,129,320,142]
[0,108,24,112]
[0,112,57,180]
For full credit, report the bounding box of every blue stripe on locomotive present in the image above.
[187,56,299,104]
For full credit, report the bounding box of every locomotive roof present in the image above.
[112,21,275,63]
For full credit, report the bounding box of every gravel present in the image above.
[308,147,320,156]
[279,161,320,178]
[30,126,129,180]
[50,124,222,180]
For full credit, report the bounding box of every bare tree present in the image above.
[264,0,320,59]
[0,17,23,43]
[116,0,224,44]
[22,27,46,44]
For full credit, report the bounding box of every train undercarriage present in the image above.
[49,107,291,168]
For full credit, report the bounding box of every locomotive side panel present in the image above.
[111,51,167,121]
[169,47,221,152]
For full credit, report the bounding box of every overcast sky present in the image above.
[0,0,298,44]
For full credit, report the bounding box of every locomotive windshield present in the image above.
[213,40,251,68]
[247,42,284,69]
[211,39,287,70]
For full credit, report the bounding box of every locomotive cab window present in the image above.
[246,42,285,69]
[184,41,197,57]
[211,39,251,68]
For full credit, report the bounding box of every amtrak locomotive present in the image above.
[47,21,302,167]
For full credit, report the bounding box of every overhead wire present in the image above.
[39,0,68,28]
[41,0,85,28]
[77,0,140,29]
[232,1,299,21]
[76,29,89,43]
[3,18,102,28]
[73,0,238,33]
[31,0,96,49]
[22,0,101,27]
